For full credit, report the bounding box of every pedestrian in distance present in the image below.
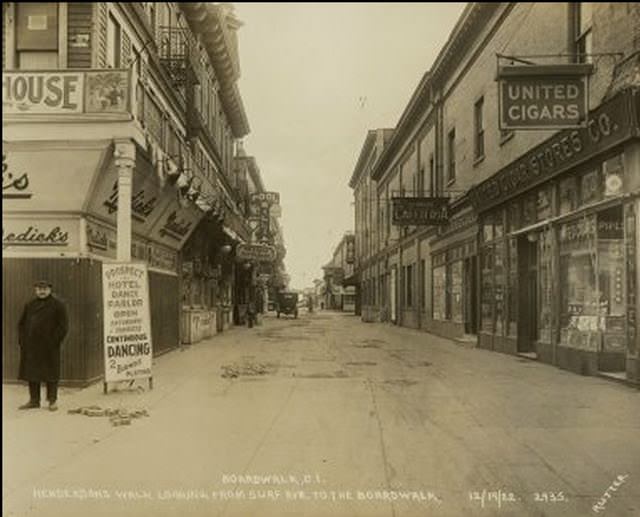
[247,300,256,328]
[18,280,69,411]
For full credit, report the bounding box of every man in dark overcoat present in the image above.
[18,280,69,411]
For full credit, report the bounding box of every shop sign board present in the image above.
[236,243,276,262]
[392,197,449,226]
[102,262,153,382]
[2,217,79,253]
[497,64,592,130]
[3,69,130,115]
[250,191,280,205]
[86,219,159,267]
[345,235,356,264]
[2,145,105,210]
[469,90,638,213]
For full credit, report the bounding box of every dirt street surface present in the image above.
[3,311,640,517]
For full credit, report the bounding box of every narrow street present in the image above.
[3,311,639,517]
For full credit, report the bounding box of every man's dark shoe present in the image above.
[48,401,58,412]
[18,401,40,410]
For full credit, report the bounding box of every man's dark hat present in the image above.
[34,280,52,288]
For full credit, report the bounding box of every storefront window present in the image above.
[597,206,626,352]
[559,215,599,350]
[537,187,553,221]
[507,201,521,233]
[523,193,537,227]
[507,237,518,336]
[559,177,578,215]
[494,211,504,240]
[494,241,505,335]
[482,220,493,243]
[538,230,553,343]
[481,245,494,332]
[580,168,603,206]
[433,265,446,320]
[450,261,463,323]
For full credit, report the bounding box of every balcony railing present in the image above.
[157,26,199,91]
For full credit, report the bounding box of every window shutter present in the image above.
[121,30,131,67]
[95,3,108,67]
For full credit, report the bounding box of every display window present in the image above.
[450,261,463,323]
[494,240,505,335]
[481,244,494,332]
[559,215,599,350]
[507,237,518,336]
[432,265,446,320]
[559,177,578,215]
[538,229,553,343]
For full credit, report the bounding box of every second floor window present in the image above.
[429,154,437,196]
[106,14,121,68]
[474,97,485,160]
[447,128,456,183]
[572,3,593,63]
[15,3,59,69]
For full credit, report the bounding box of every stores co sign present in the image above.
[498,64,593,130]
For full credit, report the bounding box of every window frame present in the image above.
[474,96,485,161]
[447,128,456,184]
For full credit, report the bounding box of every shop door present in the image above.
[464,256,478,334]
[390,267,397,324]
[517,236,538,353]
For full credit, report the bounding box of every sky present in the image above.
[235,3,467,290]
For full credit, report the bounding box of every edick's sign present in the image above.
[498,64,593,130]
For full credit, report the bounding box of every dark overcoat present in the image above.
[18,295,69,382]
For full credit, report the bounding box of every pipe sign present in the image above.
[497,64,593,130]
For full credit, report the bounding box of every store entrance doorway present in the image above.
[518,235,538,355]
[464,256,478,335]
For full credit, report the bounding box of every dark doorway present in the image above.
[517,235,538,354]
[464,256,478,334]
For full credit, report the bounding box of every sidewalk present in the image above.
[3,319,260,418]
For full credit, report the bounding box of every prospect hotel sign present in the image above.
[497,64,593,130]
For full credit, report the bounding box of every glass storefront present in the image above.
[478,151,633,365]
[432,241,474,324]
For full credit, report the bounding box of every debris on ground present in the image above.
[67,405,150,426]
[221,362,272,378]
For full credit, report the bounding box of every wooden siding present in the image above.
[67,2,93,69]
[3,258,180,385]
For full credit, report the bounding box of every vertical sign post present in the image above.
[102,262,154,392]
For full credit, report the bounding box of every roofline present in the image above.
[370,3,503,183]
[348,130,377,189]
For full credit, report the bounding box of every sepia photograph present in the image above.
[2,2,640,516]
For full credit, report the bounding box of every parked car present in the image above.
[276,292,299,318]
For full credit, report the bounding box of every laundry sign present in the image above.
[497,64,593,130]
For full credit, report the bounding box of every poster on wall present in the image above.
[102,262,153,384]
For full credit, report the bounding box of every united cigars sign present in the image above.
[498,64,593,130]
[236,243,276,262]
[392,197,449,226]
[470,89,638,213]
